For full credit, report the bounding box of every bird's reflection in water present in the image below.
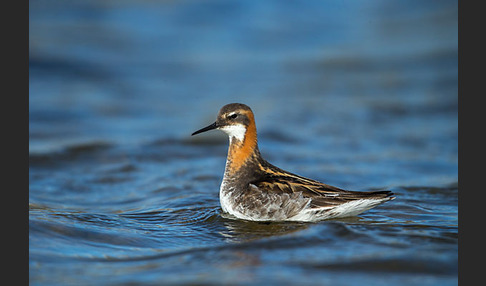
[218,212,310,243]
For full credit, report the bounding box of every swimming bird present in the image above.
[191,103,394,222]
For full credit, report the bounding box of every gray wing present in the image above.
[250,175,394,209]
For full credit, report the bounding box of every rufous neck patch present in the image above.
[226,115,257,172]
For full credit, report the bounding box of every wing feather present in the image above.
[250,174,394,209]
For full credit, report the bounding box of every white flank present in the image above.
[219,124,247,142]
[289,198,389,222]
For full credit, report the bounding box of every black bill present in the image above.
[191,122,219,136]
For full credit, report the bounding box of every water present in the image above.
[29,0,458,285]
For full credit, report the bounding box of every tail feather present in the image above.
[363,190,395,200]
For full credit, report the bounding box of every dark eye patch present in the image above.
[228,113,238,119]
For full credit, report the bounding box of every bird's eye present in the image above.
[228,113,238,119]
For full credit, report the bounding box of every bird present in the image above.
[191,103,394,222]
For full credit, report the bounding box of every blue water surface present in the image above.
[30,1,457,285]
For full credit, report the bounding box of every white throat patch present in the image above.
[219,124,246,142]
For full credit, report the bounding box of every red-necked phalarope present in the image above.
[192,103,394,222]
